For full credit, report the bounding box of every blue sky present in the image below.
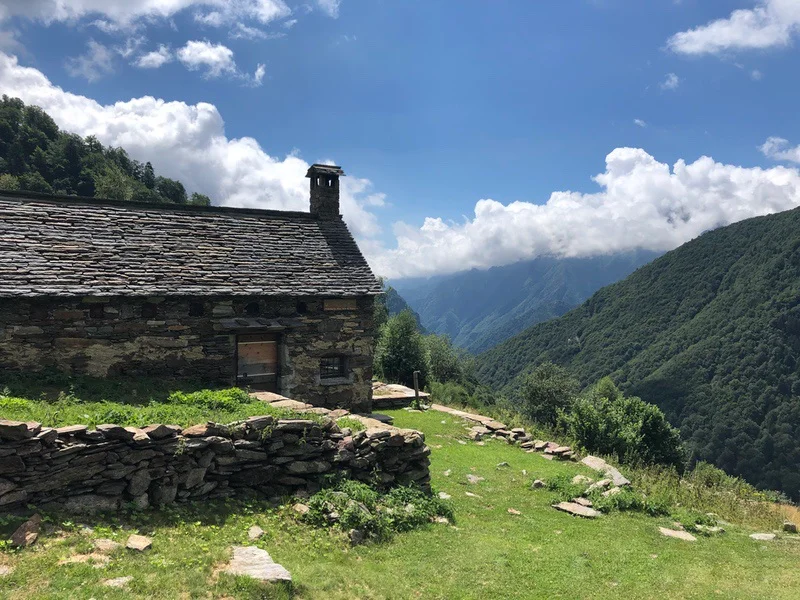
[2,0,800,278]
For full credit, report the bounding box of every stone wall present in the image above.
[0,295,375,412]
[0,415,430,512]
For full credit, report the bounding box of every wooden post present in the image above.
[412,370,420,409]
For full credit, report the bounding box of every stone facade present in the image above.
[0,294,375,412]
[0,414,431,512]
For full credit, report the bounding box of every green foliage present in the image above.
[559,379,684,469]
[374,309,431,388]
[517,362,579,426]
[303,480,453,542]
[0,95,213,205]
[165,387,252,411]
[477,207,800,499]
[424,334,464,384]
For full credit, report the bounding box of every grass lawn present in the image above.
[1,408,799,599]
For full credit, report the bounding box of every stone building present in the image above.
[0,164,381,412]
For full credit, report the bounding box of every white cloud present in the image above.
[634,119,647,128]
[0,51,382,241]
[116,36,146,59]
[0,0,292,28]
[760,136,800,163]
[177,40,236,77]
[315,0,341,18]
[65,40,115,82]
[229,22,286,40]
[134,45,173,69]
[667,0,800,55]
[751,69,764,80]
[371,147,800,278]
[661,72,680,90]
[283,18,298,28]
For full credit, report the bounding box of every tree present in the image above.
[425,334,463,384]
[156,176,187,204]
[0,173,19,190]
[516,362,579,426]
[19,171,53,193]
[143,162,155,189]
[94,164,132,200]
[374,310,431,389]
[189,192,211,206]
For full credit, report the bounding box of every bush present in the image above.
[516,362,579,427]
[559,378,684,469]
[166,388,252,411]
[424,335,464,384]
[303,480,453,542]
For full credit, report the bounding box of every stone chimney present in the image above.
[306,164,344,220]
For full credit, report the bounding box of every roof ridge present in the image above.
[0,190,318,220]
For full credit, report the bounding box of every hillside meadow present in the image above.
[1,408,798,599]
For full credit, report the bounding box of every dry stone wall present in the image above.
[0,294,375,412]
[0,415,430,513]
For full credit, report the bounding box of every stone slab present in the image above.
[659,527,697,542]
[552,502,601,518]
[223,546,292,583]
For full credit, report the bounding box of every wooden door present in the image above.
[236,334,279,392]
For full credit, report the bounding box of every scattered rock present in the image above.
[432,516,450,525]
[248,526,265,541]
[11,513,41,547]
[573,497,594,508]
[507,508,521,515]
[695,525,725,535]
[659,527,697,542]
[457,440,467,445]
[292,503,310,517]
[587,479,612,492]
[496,462,510,469]
[572,475,593,485]
[94,539,122,553]
[443,470,451,477]
[349,529,365,546]
[0,565,15,576]
[602,486,623,498]
[438,492,451,500]
[465,492,481,498]
[466,474,484,485]
[126,534,152,552]
[783,521,798,534]
[223,546,292,582]
[540,454,554,461]
[531,479,546,489]
[581,456,630,486]
[750,533,776,541]
[552,502,601,519]
[102,576,133,588]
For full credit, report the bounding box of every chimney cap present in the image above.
[306,164,345,178]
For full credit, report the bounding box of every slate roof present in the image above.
[0,192,381,298]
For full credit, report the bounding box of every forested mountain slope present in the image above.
[0,96,209,205]
[477,208,800,498]
[393,251,658,353]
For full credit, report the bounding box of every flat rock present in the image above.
[438,492,451,500]
[580,455,631,486]
[659,527,697,542]
[56,424,88,436]
[96,424,134,440]
[602,486,623,498]
[142,424,180,439]
[507,508,521,515]
[750,533,776,541]
[531,479,546,489]
[126,534,152,551]
[0,420,38,441]
[552,502,601,518]
[11,513,41,547]
[573,497,594,507]
[572,475,593,485]
[362,413,393,424]
[271,399,313,411]
[94,538,122,553]
[102,576,133,588]
[223,546,292,583]
[292,503,310,516]
[466,474,484,484]
[0,565,14,576]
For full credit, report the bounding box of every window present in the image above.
[320,356,347,380]
[245,301,260,316]
[189,302,205,317]
[89,304,105,319]
[141,303,157,319]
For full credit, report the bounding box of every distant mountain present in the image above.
[476,207,800,499]
[392,251,659,354]
[384,285,424,331]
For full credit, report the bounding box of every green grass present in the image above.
[1,409,799,599]
[0,386,329,428]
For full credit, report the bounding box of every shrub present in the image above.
[516,362,579,427]
[166,388,252,411]
[303,480,453,542]
[559,378,684,469]
[374,310,431,389]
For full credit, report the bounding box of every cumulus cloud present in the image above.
[660,73,680,90]
[0,51,382,241]
[634,119,646,128]
[760,136,800,163]
[176,40,236,77]
[0,0,292,28]
[133,45,173,69]
[372,148,800,278]
[65,40,115,82]
[667,0,800,55]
